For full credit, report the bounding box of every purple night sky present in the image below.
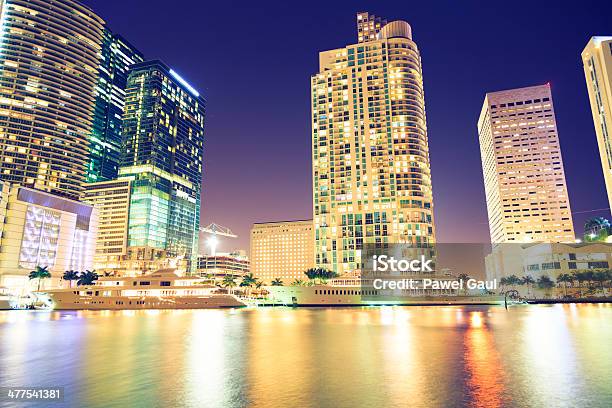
[84,0,611,252]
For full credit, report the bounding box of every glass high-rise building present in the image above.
[87,29,144,183]
[119,60,205,273]
[0,0,104,199]
[311,12,435,275]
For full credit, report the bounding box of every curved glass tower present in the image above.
[0,0,104,199]
[312,12,435,275]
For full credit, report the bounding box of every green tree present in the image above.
[271,278,284,286]
[506,275,521,290]
[556,273,573,297]
[29,265,51,291]
[457,273,470,282]
[291,279,305,287]
[537,276,554,297]
[77,270,98,286]
[222,275,237,294]
[521,275,535,297]
[240,273,256,288]
[573,271,587,297]
[62,270,80,288]
[582,270,595,290]
[304,268,338,284]
[593,270,608,295]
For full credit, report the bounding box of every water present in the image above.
[0,305,611,408]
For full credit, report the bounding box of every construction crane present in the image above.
[199,223,237,256]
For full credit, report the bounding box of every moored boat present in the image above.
[34,269,246,310]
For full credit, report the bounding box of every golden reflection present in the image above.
[470,311,483,328]
[464,311,505,408]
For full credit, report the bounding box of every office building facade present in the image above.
[582,37,612,211]
[478,84,575,244]
[0,0,104,199]
[82,178,132,275]
[312,12,435,275]
[250,220,315,284]
[87,30,144,182]
[119,60,205,274]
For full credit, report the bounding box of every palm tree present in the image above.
[582,270,595,291]
[537,276,554,297]
[457,273,470,282]
[29,265,51,291]
[222,275,237,294]
[304,268,338,284]
[62,270,79,288]
[291,279,304,287]
[239,273,257,296]
[506,274,521,290]
[76,270,98,286]
[255,280,263,290]
[573,271,587,297]
[556,273,573,297]
[271,278,284,286]
[521,275,535,297]
[593,270,608,295]
[240,273,257,287]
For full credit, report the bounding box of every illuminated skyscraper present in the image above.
[478,84,575,244]
[312,12,435,275]
[87,30,144,182]
[582,37,612,211]
[119,60,205,273]
[0,0,104,199]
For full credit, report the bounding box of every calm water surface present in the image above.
[0,305,611,408]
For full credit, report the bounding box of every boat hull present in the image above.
[264,286,504,306]
[42,294,246,310]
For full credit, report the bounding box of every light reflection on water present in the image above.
[0,305,611,407]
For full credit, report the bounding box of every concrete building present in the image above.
[0,0,104,199]
[311,12,435,275]
[486,242,612,282]
[478,84,575,244]
[250,220,314,284]
[82,178,131,275]
[0,183,98,291]
[582,37,612,211]
[197,251,250,281]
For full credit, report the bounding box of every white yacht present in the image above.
[35,269,246,310]
[0,287,14,310]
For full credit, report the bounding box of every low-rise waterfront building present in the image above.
[250,220,314,284]
[485,242,612,282]
[197,251,250,281]
[0,183,98,291]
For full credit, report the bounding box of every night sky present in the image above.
[84,0,611,252]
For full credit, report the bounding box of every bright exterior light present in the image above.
[169,69,199,97]
[207,236,219,256]
[589,233,596,239]
[575,238,582,243]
